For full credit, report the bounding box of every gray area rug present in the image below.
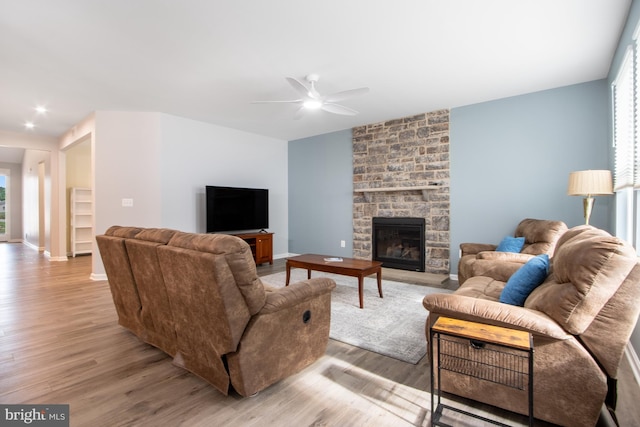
[260,270,452,364]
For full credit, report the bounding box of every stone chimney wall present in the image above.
[352,110,450,274]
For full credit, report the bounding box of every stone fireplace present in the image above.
[352,110,450,275]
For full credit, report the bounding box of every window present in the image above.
[612,40,639,253]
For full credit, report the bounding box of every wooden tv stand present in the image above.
[232,232,273,265]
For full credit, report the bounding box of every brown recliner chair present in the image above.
[156,232,336,397]
[424,225,640,426]
[457,218,567,285]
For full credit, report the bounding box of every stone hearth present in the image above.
[352,110,450,275]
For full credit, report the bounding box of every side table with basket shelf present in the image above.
[429,316,534,427]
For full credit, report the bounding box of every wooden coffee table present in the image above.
[285,254,383,309]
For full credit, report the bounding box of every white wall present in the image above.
[91,112,288,276]
[159,114,289,255]
[92,111,163,275]
[94,111,163,232]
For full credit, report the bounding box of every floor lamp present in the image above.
[567,170,613,225]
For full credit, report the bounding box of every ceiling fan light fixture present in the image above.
[253,74,369,118]
[303,99,322,110]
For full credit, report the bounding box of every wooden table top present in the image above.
[286,254,382,271]
[432,317,531,350]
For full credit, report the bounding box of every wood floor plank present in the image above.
[0,243,638,426]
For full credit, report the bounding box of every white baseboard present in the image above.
[274,252,298,259]
[449,273,458,282]
[45,251,68,262]
[91,273,107,281]
[625,342,640,386]
[20,240,67,261]
[22,240,40,251]
[8,239,22,243]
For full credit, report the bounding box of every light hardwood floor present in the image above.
[1,243,638,426]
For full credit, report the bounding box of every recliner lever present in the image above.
[302,310,311,324]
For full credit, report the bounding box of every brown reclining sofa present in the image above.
[96,226,336,397]
[424,225,640,426]
[458,218,568,285]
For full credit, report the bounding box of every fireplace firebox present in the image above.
[372,217,425,272]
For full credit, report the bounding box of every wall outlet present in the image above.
[340,240,346,248]
[122,198,134,207]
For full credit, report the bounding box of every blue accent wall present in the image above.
[450,80,610,274]
[288,81,609,269]
[288,129,353,256]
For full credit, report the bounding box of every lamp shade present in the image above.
[567,170,613,196]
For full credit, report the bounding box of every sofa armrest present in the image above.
[460,243,497,256]
[227,277,335,396]
[423,293,570,340]
[467,258,527,283]
[261,278,336,313]
[476,251,535,263]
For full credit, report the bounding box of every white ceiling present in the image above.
[0,0,632,142]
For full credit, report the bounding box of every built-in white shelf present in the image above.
[70,187,93,257]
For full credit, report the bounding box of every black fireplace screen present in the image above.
[372,217,425,272]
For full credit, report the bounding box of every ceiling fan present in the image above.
[253,74,369,119]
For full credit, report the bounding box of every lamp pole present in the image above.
[583,195,595,225]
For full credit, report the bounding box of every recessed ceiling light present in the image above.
[25,122,35,129]
[35,106,47,114]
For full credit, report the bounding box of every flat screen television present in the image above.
[206,186,269,233]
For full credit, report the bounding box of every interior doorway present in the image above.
[0,169,8,242]
[64,138,92,257]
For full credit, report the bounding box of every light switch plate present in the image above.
[122,198,134,207]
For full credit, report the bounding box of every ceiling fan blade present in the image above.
[321,103,359,116]
[286,77,311,97]
[293,106,305,120]
[251,99,302,104]
[323,87,369,103]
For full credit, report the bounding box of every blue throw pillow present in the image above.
[496,236,525,253]
[499,254,550,306]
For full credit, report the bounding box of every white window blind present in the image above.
[613,47,635,191]
[636,42,640,188]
